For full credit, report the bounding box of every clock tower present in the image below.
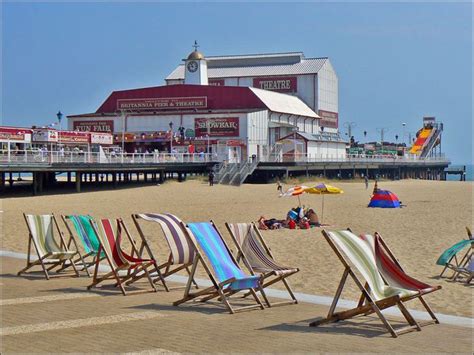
[184,41,208,85]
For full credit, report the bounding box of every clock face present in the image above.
[187,60,198,73]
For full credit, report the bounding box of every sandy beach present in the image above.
[1,178,472,318]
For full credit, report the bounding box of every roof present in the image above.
[187,50,205,60]
[166,57,329,80]
[69,84,319,119]
[278,131,347,143]
[249,87,319,119]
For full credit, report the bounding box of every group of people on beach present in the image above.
[258,206,320,230]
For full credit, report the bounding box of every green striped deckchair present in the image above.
[60,215,105,277]
[18,213,79,280]
[309,230,424,338]
[226,222,299,307]
[436,227,473,278]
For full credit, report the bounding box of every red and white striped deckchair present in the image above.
[87,218,157,296]
[18,213,79,279]
[359,232,441,326]
[132,213,198,291]
[226,222,299,307]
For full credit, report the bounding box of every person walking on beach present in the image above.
[276,178,283,195]
[364,175,369,189]
[209,170,214,186]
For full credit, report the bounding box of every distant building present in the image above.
[166,51,339,132]
[68,46,346,161]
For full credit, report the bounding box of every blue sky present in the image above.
[2,1,472,164]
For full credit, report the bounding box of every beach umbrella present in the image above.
[280,185,309,207]
[304,183,344,222]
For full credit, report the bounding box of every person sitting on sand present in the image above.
[305,208,320,226]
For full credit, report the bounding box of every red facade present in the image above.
[95,84,266,113]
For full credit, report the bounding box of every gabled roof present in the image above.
[249,87,318,119]
[69,84,319,120]
[166,57,329,80]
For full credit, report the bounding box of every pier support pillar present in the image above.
[159,171,164,184]
[76,172,82,193]
[38,172,44,193]
[67,172,71,183]
[9,172,14,187]
[0,172,5,192]
[112,173,117,188]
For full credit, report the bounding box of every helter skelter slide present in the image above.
[409,117,442,158]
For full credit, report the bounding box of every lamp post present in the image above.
[402,122,406,145]
[120,110,126,163]
[206,118,211,156]
[56,111,63,132]
[169,121,174,153]
[343,122,356,144]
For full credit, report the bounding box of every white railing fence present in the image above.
[0,149,217,164]
[0,149,449,165]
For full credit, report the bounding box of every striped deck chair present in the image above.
[226,222,299,307]
[436,227,473,278]
[60,215,105,277]
[359,232,441,326]
[452,256,473,284]
[310,230,424,338]
[173,221,266,314]
[132,213,198,291]
[87,218,157,295]
[18,214,79,279]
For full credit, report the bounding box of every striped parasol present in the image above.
[280,185,309,206]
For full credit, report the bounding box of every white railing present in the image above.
[0,149,217,165]
[259,153,449,164]
[0,149,449,166]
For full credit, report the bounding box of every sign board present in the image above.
[253,76,297,93]
[90,132,113,145]
[195,117,239,137]
[185,128,195,138]
[33,129,59,143]
[0,127,32,143]
[59,131,90,144]
[117,97,207,111]
[73,120,114,133]
[423,116,436,125]
[318,110,339,129]
[209,79,225,86]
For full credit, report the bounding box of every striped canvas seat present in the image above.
[87,218,157,295]
[135,213,195,265]
[228,223,297,276]
[94,219,154,268]
[360,233,439,293]
[67,215,100,255]
[188,222,259,290]
[25,214,75,260]
[174,220,265,314]
[18,214,79,280]
[327,230,417,301]
[310,229,438,338]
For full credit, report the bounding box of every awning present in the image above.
[268,121,297,128]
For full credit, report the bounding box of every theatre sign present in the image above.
[73,120,114,133]
[253,76,297,93]
[117,97,207,110]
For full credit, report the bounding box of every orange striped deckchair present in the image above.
[87,218,157,295]
[359,232,441,326]
[132,213,198,291]
[226,222,299,307]
[310,230,425,338]
[18,214,79,279]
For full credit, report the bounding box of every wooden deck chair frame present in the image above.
[18,213,79,280]
[439,227,473,279]
[225,222,299,307]
[173,220,266,314]
[309,230,425,338]
[366,232,441,326]
[132,214,199,292]
[58,215,104,277]
[87,218,157,296]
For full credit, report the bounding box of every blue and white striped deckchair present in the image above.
[18,213,79,279]
[61,215,104,277]
[173,221,265,314]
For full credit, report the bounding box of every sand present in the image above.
[1,178,472,318]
